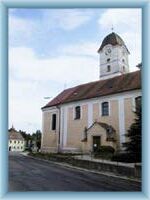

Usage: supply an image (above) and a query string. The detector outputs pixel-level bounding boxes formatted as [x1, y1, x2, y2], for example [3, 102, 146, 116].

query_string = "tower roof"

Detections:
[98, 32, 130, 53]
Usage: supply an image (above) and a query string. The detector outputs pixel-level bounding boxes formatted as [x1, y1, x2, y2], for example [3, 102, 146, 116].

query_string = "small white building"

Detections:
[8, 126, 26, 152]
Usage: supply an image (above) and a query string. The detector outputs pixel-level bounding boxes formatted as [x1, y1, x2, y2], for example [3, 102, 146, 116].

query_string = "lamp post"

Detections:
[44, 97, 52, 100]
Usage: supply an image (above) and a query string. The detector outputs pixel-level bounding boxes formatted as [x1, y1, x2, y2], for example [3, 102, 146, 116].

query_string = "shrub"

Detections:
[94, 146, 115, 159]
[24, 147, 32, 152]
[123, 102, 141, 163]
[98, 146, 115, 154]
[111, 152, 140, 163]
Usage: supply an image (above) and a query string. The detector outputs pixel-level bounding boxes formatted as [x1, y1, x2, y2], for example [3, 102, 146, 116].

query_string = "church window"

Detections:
[102, 102, 109, 116]
[135, 96, 141, 108]
[122, 59, 125, 63]
[75, 106, 81, 119]
[107, 65, 111, 72]
[10, 140, 12, 143]
[51, 114, 57, 130]
[107, 58, 110, 62]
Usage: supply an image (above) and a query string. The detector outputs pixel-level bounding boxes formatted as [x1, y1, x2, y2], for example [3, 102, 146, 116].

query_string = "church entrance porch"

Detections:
[81, 121, 117, 153]
[93, 136, 101, 152]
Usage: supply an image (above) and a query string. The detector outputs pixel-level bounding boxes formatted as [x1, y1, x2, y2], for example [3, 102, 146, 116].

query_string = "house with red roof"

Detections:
[41, 32, 141, 153]
[8, 126, 26, 152]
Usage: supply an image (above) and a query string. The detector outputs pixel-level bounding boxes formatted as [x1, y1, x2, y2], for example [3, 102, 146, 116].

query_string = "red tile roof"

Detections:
[9, 127, 25, 140]
[42, 70, 141, 109]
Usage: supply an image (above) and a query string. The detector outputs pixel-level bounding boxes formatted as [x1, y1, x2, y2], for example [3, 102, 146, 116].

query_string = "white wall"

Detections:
[8, 139, 25, 152]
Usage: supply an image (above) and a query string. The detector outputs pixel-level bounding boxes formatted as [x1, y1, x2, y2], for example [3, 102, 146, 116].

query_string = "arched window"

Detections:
[101, 102, 109, 116]
[51, 114, 57, 130]
[107, 65, 111, 72]
[75, 106, 81, 119]
[135, 96, 141, 108]
[107, 58, 110, 62]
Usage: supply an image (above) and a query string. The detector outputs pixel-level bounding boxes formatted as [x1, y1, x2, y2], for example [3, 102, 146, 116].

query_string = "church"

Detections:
[41, 32, 141, 153]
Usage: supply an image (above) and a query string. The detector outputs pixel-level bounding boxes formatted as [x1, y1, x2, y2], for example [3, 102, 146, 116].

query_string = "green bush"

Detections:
[98, 146, 115, 154]
[24, 147, 32, 152]
[111, 152, 140, 163]
[94, 146, 115, 159]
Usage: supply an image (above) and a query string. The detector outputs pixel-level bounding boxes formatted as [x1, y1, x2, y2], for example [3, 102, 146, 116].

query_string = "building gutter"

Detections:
[56, 105, 61, 153]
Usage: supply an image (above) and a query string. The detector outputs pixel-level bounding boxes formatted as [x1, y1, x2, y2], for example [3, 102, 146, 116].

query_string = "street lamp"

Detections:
[44, 97, 52, 100]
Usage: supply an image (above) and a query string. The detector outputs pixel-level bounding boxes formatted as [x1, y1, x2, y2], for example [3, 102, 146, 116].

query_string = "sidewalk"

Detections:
[21, 152, 141, 180]
[74, 154, 141, 168]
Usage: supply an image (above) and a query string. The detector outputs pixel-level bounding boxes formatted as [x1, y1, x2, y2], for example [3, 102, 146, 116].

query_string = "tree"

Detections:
[123, 102, 142, 162]
[31, 130, 42, 151]
[19, 130, 32, 147]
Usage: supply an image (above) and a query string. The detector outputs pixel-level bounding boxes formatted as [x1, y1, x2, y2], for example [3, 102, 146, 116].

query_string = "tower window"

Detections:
[123, 66, 125, 72]
[75, 106, 81, 119]
[107, 65, 111, 72]
[101, 102, 109, 116]
[107, 58, 110, 62]
[122, 59, 125, 63]
[51, 114, 56, 130]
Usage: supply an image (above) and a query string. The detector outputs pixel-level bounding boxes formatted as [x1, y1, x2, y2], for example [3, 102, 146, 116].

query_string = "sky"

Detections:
[9, 8, 142, 134]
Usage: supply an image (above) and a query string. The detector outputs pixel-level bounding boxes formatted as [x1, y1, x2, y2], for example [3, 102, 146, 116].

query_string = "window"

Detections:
[51, 114, 56, 130]
[135, 96, 141, 108]
[75, 106, 81, 119]
[18, 141, 20, 144]
[10, 140, 12, 143]
[107, 58, 110, 62]
[122, 59, 125, 63]
[14, 140, 16, 144]
[123, 66, 125, 72]
[107, 65, 111, 72]
[102, 102, 109, 116]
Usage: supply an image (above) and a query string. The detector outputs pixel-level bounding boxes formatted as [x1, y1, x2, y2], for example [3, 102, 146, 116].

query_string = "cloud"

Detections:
[9, 9, 94, 45]
[98, 9, 141, 31]
[9, 14, 36, 44]
[44, 9, 93, 31]
[9, 45, 99, 133]
[9, 46, 98, 83]
[61, 41, 99, 57]
[98, 9, 142, 70]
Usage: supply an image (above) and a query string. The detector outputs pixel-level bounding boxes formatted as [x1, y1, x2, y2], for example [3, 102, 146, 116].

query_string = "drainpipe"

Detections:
[56, 105, 61, 153]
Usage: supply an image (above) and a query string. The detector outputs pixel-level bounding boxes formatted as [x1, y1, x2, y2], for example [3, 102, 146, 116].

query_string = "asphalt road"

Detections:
[9, 152, 141, 191]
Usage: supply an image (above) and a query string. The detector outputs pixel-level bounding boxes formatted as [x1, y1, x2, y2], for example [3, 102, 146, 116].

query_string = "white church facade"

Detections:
[41, 32, 141, 153]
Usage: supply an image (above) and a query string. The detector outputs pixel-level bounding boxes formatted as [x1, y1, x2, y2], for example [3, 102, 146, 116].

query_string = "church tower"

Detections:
[98, 32, 130, 80]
